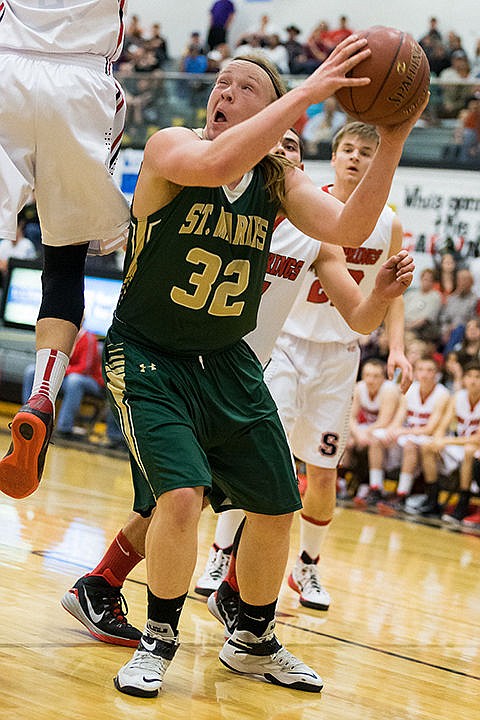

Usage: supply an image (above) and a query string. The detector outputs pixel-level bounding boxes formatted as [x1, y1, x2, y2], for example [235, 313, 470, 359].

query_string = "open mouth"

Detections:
[214, 110, 227, 122]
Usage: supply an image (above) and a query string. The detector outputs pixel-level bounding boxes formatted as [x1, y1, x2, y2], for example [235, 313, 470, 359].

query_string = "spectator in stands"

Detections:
[0, 213, 37, 284]
[403, 267, 442, 338]
[301, 22, 330, 72]
[446, 31, 467, 62]
[284, 25, 304, 73]
[262, 33, 290, 74]
[120, 14, 146, 66]
[441, 350, 464, 393]
[419, 361, 480, 519]
[207, 1, 235, 52]
[405, 335, 429, 366]
[342, 359, 401, 495]
[206, 42, 232, 72]
[126, 14, 144, 45]
[419, 17, 443, 45]
[245, 13, 280, 44]
[131, 45, 162, 73]
[472, 39, 480, 77]
[453, 317, 480, 368]
[22, 326, 123, 447]
[439, 268, 478, 349]
[181, 31, 205, 59]
[124, 76, 156, 128]
[301, 97, 347, 155]
[364, 355, 450, 509]
[456, 94, 480, 163]
[234, 33, 265, 58]
[421, 36, 451, 78]
[322, 16, 353, 51]
[180, 44, 209, 73]
[358, 324, 390, 370]
[146, 23, 170, 68]
[439, 50, 474, 119]
[433, 251, 457, 302]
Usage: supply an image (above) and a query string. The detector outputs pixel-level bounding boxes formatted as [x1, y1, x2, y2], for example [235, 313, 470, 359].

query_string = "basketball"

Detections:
[335, 26, 430, 125]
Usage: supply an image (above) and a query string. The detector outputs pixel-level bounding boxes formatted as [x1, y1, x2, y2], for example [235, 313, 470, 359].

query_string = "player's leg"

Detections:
[286, 341, 359, 609]
[219, 513, 323, 692]
[61, 511, 149, 647]
[357, 429, 387, 505]
[442, 444, 474, 524]
[194, 509, 245, 597]
[0, 60, 128, 499]
[110, 344, 213, 698]
[116, 486, 204, 698]
[206, 395, 322, 693]
[378, 436, 418, 513]
[288, 464, 334, 610]
[417, 440, 442, 515]
[0, 243, 87, 498]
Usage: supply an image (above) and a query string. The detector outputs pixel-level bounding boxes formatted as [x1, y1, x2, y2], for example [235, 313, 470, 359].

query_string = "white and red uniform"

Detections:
[245, 218, 320, 366]
[355, 379, 402, 470]
[0, 1, 129, 253]
[356, 379, 389, 426]
[265, 186, 394, 468]
[396, 380, 451, 447]
[440, 389, 480, 475]
[390, 380, 451, 477]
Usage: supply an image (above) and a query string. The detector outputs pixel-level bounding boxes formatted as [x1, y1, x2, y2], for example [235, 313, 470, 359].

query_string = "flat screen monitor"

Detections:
[0, 259, 123, 337]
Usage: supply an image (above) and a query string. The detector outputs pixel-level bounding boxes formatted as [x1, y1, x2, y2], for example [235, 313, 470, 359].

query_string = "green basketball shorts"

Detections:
[103, 328, 301, 517]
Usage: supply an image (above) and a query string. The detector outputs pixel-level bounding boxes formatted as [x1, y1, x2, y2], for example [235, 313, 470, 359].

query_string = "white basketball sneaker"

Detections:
[114, 621, 179, 698]
[288, 553, 331, 610]
[194, 544, 231, 597]
[219, 621, 323, 692]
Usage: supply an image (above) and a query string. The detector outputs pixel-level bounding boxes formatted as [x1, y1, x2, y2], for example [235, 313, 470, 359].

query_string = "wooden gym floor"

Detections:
[0, 427, 479, 720]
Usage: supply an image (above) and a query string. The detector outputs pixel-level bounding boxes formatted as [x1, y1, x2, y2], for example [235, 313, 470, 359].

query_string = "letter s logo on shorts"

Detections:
[319, 432, 339, 457]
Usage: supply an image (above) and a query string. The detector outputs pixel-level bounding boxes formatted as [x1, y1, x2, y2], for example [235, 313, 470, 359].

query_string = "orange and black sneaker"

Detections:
[0, 394, 54, 499]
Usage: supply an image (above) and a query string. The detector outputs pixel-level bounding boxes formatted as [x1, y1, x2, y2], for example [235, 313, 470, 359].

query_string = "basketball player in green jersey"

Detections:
[105, 41, 427, 698]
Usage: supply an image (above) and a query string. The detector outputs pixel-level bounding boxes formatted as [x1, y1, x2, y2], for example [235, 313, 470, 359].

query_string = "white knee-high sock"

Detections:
[213, 509, 245, 549]
[299, 513, 332, 561]
[30, 348, 69, 407]
[369, 468, 384, 490]
[397, 472, 414, 496]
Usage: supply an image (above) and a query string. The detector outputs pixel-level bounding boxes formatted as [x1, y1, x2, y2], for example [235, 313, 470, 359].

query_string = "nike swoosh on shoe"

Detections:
[84, 590, 105, 623]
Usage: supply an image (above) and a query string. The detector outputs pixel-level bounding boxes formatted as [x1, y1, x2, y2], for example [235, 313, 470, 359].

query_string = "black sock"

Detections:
[426, 481, 440, 504]
[214, 542, 233, 554]
[147, 588, 187, 636]
[455, 490, 471, 516]
[300, 550, 319, 564]
[237, 598, 277, 637]
[217, 579, 238, 602]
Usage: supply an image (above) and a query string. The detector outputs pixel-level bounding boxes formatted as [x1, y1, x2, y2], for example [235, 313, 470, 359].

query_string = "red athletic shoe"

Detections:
[0, 394, 54, 499]
[461, 510, 480, 528]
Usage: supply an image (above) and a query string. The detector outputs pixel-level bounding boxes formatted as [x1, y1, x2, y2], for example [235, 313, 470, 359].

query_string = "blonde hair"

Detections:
[232, 54, 290, 206]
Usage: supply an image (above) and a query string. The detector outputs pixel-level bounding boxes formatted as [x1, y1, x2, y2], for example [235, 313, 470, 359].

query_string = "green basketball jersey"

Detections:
[113, 166, 279, 355]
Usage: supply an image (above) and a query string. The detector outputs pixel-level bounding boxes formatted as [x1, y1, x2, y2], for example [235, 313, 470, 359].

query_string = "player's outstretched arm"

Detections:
[283, 94, 429, 248]
[313, 245, 413, 335]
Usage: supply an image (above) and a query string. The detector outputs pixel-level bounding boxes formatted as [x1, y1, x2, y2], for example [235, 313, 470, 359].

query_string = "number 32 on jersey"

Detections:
[171, 247, 250, 317]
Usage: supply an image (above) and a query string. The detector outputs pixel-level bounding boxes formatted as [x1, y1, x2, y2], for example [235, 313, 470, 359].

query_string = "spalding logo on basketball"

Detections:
[335, 26, 430, 125]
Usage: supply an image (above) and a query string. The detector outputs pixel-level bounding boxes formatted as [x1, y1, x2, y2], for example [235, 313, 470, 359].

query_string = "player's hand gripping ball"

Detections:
[335, 26, 430, 125]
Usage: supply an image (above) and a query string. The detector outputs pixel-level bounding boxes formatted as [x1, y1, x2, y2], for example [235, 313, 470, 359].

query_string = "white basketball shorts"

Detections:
[0, 51, 129, 254]
[264, 332, 360, 468]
